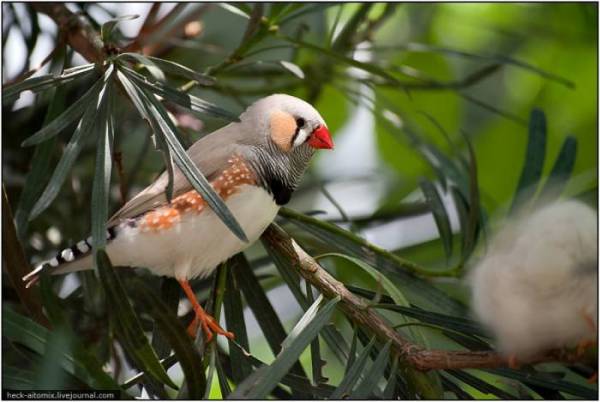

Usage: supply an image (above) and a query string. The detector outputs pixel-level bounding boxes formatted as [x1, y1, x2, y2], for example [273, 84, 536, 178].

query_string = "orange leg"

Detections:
[186, 317, 201, 338]
[587, 372, 598, 384]
[179, 279, 234, 342]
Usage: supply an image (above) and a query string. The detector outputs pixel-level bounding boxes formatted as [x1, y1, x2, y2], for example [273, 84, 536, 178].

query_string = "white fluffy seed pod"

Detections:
[470, 200, 598, 358]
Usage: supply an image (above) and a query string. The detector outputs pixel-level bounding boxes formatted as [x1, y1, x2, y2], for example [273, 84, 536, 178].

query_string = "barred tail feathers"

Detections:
[23, 228, 117, 287]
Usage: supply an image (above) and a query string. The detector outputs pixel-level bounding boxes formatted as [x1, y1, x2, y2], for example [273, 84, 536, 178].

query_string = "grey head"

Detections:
[236, 94, 334, 205]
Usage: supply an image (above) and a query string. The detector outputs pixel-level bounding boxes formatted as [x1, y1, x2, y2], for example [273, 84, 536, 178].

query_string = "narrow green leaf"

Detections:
[14, 50, 68, 238]
[116, 69, 150, 120]
[419, 179, 453, 261]
[90, 81, 113, 252]
[538, 135, 578, 201]
[203, 346, 217, 399]
[3, 64, 95, 102]
[101, 14, 139, 42]
[398, 42, 575, 89]
[39, 276, 127, 392]
[306, 283, 326, 386]
[317, 253, 425, 345]
[119, 53, 166, 81]
[350, 341, 392, 399]
[460, 131, 481, 262]
[223, 255, 253, 384]
[280, 35, 401, 84]
[116, 69, 176, 201]
[95, 251, 178, 390]
[2, 306, 124, 392]
[345, 328, 359, 375]
[445, 369, 518, 399]
[268, 4, 301, 22]
[383, 355, 399, 399]
[511, 108, 547, 212]
[261, 232, 354, 364]
[279, 4, 338, 25]
[3, 366, 36, 389]
[450, 187, 470, 259]
[279, 208, 467, 315]
[279, 60, 305, 79]
[281, 294, 326, 350]
[484, 368, 597, 399]
[318, 254, 444, 398]
[29, 88, 103, 219]
[233, 254, 311, 395]
[214, 351, 232, 398]
[124, 75, 248, 242]
[125, 54, 216, 85]
[131, 278, 207, 399]
[123, 66, 238, 121]
[139, 282, 179, 397]
[232, 350, 337, 398]
[422, 142, 469, 196]
[330, 337, 377, 399]
[332, 4, 372, 51]
[230, 296, 340, 399]
[219, 3, 251, 18]
[21, 77, 103, 147]
[34, 327, 71, 389]
[372, 303, 487, 338]
[439, 373, 475, 399]
[152, 278, 180, 358]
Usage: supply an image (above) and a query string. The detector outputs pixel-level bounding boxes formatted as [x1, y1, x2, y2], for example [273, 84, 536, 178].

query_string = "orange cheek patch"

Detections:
[139, 155, 257, 233]
[269, 110, 296, 152]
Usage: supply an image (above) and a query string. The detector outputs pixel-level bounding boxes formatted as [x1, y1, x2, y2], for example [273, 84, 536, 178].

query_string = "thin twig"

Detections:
[261, 223, 588, 372]
[32, 3, 105, 63]
[2, 186, 50, 329]
[139, 3, 162, 37]
[141, 4, 213, 57]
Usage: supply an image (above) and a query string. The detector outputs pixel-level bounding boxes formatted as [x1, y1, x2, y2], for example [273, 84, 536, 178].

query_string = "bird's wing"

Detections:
[108, 123, 247, 226]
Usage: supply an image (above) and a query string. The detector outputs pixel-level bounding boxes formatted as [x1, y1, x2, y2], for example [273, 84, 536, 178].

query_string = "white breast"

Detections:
[107, 185, 279, 279]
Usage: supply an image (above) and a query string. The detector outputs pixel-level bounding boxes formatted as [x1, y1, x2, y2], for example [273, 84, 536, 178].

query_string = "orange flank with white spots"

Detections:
[139, 155, 256, 233]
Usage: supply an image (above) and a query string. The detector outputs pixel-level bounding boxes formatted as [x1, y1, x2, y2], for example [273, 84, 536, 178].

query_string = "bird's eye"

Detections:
[296, 117, 305, 128]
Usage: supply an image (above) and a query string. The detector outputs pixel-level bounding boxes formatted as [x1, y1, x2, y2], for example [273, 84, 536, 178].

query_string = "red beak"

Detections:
[307, 126, 334, 150]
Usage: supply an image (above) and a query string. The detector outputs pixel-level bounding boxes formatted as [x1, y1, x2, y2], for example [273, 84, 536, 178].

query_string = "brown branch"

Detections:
[261, 223, 587, 372]
[124, 4, 212, 57]
[32, 3, 105, 63]
[2, 186, 50, 329]
[139, 3, 162, 37]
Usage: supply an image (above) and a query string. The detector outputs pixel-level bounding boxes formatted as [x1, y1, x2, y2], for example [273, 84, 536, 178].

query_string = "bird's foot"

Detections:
[178, 279, 234, 342]
[187, 317, 200, 338]
[188, 308, 234, 342]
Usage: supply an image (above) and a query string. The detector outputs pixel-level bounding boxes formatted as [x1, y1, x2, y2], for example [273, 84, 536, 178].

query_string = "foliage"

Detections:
[2, 3, 597, 399]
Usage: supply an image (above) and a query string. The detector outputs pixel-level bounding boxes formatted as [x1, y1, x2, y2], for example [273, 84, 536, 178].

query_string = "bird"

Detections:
[469, 200, 597, 364]
[23, 93, 334, 341]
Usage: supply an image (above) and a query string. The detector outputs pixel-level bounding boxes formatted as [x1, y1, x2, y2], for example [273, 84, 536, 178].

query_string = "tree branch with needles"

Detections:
[261, 223, 590, 372]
